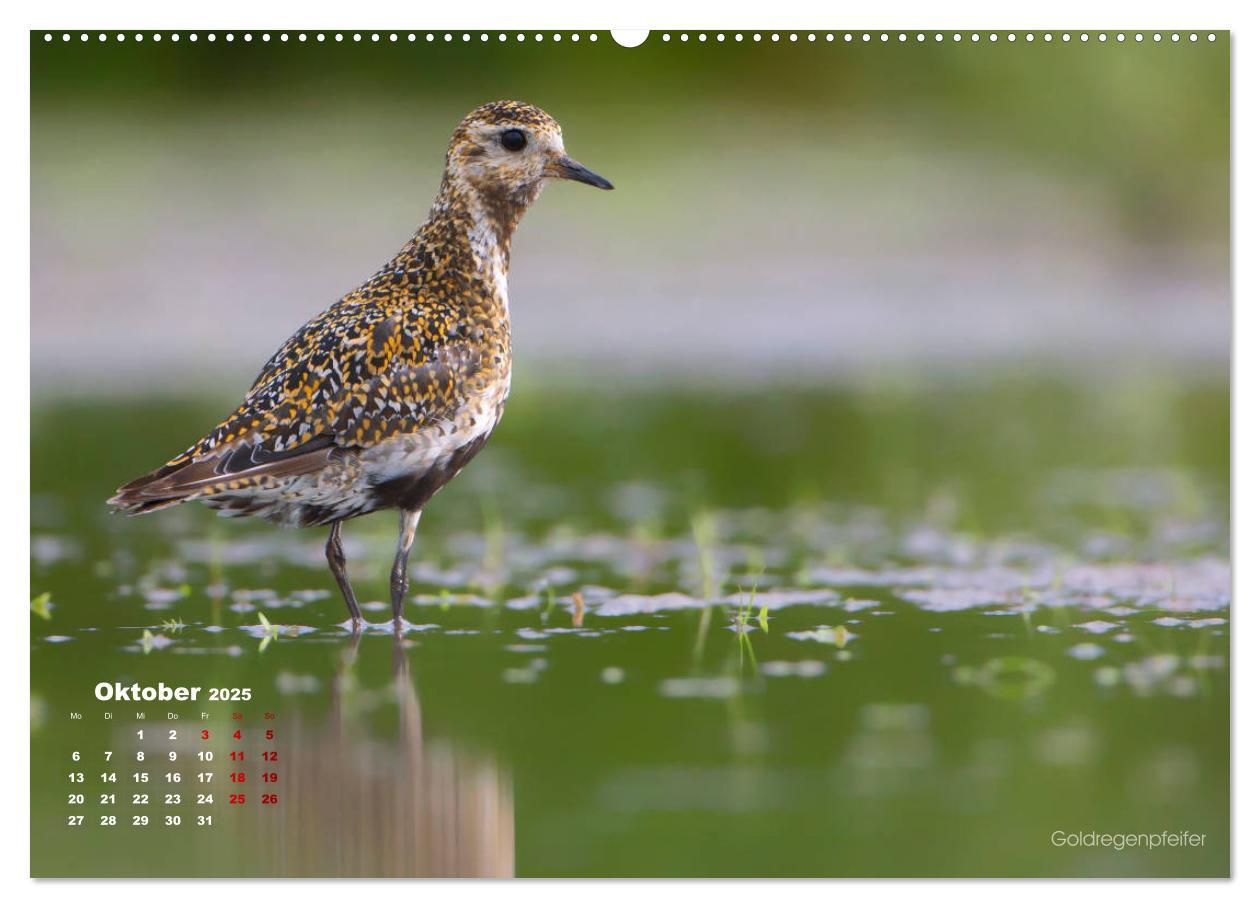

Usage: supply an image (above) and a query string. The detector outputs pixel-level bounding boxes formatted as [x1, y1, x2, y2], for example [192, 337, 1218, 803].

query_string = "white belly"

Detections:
[361, 398, 503, 484]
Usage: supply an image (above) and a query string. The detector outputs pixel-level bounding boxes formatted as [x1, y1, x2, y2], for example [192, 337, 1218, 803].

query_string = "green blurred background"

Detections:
[32, 31, 1228, 392]
[31, 32, 1229, 878]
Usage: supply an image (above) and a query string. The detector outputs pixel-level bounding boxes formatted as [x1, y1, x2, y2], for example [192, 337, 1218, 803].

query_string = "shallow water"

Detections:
[30, 378, 1230, 876]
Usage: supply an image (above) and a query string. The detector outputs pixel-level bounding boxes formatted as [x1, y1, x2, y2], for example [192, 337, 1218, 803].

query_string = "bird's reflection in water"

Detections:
[265, 632, 514, 877]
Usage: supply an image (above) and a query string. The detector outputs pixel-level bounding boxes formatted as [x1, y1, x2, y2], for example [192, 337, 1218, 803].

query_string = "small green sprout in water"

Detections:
[728, 587, 762, 673]
[1016, 587, 1038, 635]
[740, 548, 769, 631]
[541, 584, 556, 622]
[160, 618, 185, 633]
[257, 611, 279, 653]
[31, 592, 52, 620]
[690, 510, 721, 602]
[140, 629, 174, 654]
[438, 588, 453, 611]
[729, 586, 760, 634]
[690, 509, 723, 662]
[735, 621, 758, 671]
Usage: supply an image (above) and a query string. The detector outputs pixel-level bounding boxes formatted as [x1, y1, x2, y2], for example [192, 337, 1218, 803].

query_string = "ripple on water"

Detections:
[1074, 620, 1121, 635]
[659, 677, 742, 699]
[275, 673, 321, 695]
[595, 588, 839, 617]
[786, 625, 856, 647]
[601, 667, 626, 684]
[503, 658, 547, 684]
[761, 660, 827, 678]
[809, 558, 1229, 617]
[1066, 643, 1106, 661]
[1109, 654, 1205, 698]
[953, 657, 1056, 700]
[241, 623, 319, 639]
[1152, 616, 1228, 628]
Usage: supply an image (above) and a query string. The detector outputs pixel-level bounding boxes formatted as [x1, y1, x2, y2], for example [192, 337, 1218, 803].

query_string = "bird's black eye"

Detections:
[500, 128, 527, 152]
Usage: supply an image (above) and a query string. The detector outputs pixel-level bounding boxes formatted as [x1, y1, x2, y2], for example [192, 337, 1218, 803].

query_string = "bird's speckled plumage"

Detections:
[109, 101, 612, 624]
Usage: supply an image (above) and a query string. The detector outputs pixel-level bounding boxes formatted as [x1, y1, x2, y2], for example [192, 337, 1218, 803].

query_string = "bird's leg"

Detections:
[391, 509, 422, 626]
[325, 520, 362, 626]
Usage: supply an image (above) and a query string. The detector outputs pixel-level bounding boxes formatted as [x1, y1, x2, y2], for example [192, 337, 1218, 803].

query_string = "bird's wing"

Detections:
[328, 342, 489, 448]
[109, 295, 489, 511]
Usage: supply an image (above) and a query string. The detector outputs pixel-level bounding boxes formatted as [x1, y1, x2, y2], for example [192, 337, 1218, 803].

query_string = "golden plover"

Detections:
[109, 100, 613, 626]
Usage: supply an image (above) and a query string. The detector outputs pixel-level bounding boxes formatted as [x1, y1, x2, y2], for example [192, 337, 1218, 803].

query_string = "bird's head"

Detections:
[444, 101, 613, 208]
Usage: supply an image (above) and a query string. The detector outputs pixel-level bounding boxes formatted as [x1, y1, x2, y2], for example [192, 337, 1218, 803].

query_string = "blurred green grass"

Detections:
[31, 31, 1229, 244]
[34, 373, 1229, 549]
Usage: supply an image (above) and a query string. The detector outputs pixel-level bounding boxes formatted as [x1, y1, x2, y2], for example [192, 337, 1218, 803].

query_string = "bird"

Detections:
[108, 100, 613, 627]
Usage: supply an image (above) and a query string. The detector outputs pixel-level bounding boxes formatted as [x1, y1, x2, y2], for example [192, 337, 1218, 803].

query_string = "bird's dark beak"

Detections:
[548, 154, 614, 190]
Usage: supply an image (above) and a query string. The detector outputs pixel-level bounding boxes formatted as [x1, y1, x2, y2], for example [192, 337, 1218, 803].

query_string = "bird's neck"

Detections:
[379, 175, 523, 364]
[420, 174, 537, 277]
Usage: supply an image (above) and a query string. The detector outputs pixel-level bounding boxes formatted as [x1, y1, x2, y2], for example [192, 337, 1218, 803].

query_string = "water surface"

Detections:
[30, 377, 1230, 876]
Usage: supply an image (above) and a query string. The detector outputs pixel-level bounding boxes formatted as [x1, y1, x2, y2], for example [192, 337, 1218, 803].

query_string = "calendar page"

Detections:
[29, 27, 1230, 878]
[34, 636, 512, 876]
